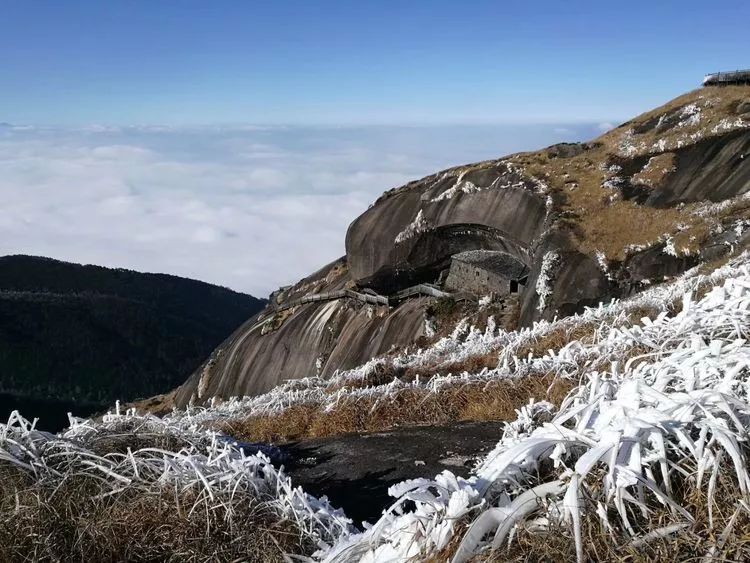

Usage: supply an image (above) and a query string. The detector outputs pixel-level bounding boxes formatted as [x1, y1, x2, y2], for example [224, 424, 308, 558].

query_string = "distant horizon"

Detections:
[1, 120, 608, 295]
[1, 116, 626, 129]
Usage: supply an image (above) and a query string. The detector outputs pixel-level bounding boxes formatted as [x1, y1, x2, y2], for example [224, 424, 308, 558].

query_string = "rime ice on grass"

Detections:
[536, 250, 560, 312]
[394, 209, 430, 243]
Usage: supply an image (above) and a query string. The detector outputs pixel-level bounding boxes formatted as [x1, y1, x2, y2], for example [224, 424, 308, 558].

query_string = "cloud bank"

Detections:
[0, 122, 604, 296]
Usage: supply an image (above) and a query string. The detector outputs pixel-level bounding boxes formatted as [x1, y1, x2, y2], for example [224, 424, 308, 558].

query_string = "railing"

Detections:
[251, 283, 470, 331]
[392, 283, 452, 301]
[703, 69, 750, 85]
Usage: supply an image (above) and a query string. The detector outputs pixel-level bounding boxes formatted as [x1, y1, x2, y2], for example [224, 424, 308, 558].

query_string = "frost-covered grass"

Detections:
[172, 253, 744, 441]
[320, 254, 750, 562]
[0, 411, 352, 562]
[535, 250, 560, 312]
[164, 252, 750, 561]
[5, 253, 750, 561]
[610, 91, 749, 157]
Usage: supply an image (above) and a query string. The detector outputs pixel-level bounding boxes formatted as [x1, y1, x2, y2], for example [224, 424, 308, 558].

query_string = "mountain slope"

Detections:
[8, 248, 749, 562]
[175, 84, 750, 408]
[0, 255, 265, 410]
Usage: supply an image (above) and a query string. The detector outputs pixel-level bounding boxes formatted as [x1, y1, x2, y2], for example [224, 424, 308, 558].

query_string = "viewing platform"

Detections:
[703, 69, 750, 86]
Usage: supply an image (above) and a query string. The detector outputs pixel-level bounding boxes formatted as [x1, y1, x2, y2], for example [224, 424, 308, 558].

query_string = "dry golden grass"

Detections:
[126, 389, 178, 417]
[513, 148, 689, 261]
[513, 320, 600, 360]
[0, 460, 308, 563]
[473, 460, 750, 563]
[507, 85, 750, 262]
[219, 373, 575, 444]
[598, 85, 750, 154]
[632, 152, 677, 188]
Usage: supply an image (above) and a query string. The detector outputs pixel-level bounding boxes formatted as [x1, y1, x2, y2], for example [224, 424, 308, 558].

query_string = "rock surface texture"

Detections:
[175, 85, 750, 407]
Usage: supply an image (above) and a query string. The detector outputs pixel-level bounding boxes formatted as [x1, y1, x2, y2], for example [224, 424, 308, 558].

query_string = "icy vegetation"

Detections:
[4, 253, 750, 560]
[0, 409, 353, 560]
[616, 99, 748, 157]
[535, 250, 560, 312]
[172, 253, 745, 429]
[395, 209, 430, 243]
[675, 102, 702, 128]
[322, 254, 750, 561]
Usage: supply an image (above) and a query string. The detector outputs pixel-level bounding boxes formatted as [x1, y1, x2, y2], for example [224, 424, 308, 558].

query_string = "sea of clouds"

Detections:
[0, 122, 609, 296]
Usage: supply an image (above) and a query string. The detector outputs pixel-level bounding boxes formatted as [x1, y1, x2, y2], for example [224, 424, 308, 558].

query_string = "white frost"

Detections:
[394, 209, 430, 243]
[430, 180, 481, 202]
[536, 251, 560, 312]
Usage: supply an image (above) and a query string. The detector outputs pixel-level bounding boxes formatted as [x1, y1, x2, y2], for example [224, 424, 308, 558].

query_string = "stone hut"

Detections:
[444, 250, 529, 297]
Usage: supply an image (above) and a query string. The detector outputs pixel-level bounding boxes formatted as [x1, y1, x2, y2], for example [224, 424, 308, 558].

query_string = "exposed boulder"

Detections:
[173, 85, 750, 408]
[282, 421, 504, 525]
[345, 161, 547, 292]
[174, 259, 428, 406]
[519, 243, 610, 325]
[624, 245, 699, 286]
[546, 142, 594, 159]
[645, 129, 750, 206]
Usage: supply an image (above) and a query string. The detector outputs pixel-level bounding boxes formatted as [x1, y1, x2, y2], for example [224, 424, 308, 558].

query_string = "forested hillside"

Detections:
[0, 255, 265, 410]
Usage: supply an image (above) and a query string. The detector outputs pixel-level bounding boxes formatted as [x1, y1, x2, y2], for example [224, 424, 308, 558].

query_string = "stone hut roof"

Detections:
[451, 250, 529, 280]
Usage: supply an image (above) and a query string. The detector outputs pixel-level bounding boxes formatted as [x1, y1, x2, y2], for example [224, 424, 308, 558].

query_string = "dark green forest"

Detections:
[0, 255, 265, 406]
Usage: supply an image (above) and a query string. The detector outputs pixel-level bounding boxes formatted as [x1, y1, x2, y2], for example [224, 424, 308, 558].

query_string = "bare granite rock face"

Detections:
[174, 259, 428, 406]
[613, 129, 750, 207]
[173, 85, 750, 407]
[345, 161, 546, 293]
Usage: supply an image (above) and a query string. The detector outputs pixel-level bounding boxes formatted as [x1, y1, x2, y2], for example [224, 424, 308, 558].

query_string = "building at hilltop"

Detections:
[703, 69, 750, 86]
[444, 250, 528, 297]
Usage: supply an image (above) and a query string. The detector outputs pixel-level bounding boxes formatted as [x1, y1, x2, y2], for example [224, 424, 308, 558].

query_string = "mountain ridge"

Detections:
[170, 84, 750, 407]
[0, 255, 266, 425]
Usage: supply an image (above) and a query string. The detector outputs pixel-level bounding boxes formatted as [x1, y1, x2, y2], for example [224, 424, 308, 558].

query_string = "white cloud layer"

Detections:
[0, 122, 603, 296]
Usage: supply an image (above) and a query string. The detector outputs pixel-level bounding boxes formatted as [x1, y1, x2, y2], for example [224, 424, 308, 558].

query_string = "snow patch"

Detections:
[430, 180, 481, 202]
[595, 250, 613, 281]
[675, 103, 701, 128]
[536, 251, 561, 312]
[395, 209, 430, 243]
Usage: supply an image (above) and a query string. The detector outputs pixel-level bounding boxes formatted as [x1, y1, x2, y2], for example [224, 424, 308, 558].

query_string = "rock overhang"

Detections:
[345, 163, 549, 293]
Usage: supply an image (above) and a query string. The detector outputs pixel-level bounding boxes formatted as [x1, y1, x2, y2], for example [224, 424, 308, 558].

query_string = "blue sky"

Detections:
[2, 0, 749, 125]
[1, 1, 749, 294]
